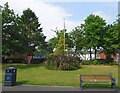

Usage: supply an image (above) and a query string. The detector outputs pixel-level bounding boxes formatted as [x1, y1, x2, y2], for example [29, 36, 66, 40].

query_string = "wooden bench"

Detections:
[80, 74, 116, 90]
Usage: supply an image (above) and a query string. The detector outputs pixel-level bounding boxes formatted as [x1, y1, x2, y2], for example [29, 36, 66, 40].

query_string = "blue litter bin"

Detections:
[4, 67, 17, 86]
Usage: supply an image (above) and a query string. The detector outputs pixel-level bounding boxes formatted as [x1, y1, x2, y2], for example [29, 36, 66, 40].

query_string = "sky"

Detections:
[0, 0, 119, 41]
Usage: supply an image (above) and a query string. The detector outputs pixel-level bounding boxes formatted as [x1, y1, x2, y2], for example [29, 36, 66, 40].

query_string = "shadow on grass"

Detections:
[2, 63, 44, 70]
[82, 83, 113, 89]
[16, 80, 29, 86]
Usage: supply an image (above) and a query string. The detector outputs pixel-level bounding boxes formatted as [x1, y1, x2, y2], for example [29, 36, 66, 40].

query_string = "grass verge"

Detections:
[1, 64, 118, 87]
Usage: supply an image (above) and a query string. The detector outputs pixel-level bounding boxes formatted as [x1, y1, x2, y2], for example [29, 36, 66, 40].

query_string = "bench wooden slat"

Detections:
[82, 80, 111, 82]
[81, 75, 112, 81]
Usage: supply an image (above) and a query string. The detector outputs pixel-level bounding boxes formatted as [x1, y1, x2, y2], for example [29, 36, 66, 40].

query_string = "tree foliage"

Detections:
[2, 2, 18, 55]
[2, 3, 47, 56]
[69, 25, 85, 52]
[48, 29, 73, 53]
[102, 15, 120, 57]
[18, 8, 47, 54]
[54, 30, 69, 54]
[83, 14, 106, 59]
[47, 37, 58, 53]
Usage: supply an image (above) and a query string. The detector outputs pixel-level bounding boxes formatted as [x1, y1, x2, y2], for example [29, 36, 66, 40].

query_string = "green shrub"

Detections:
[91, 60, 100, 65]
[45, 61, 58, 70]
[58, 61, 80, 70]
[81, 60, 92, 65]
[107, 62, 116, 65]
[46, 52, 81, 70]
[82, 59, 116, 65]
[82, 60, 101, 65]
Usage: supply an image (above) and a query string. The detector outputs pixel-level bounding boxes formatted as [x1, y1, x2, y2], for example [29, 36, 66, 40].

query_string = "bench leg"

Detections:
[111, 78, 116, 90]
[113, 78, 116, 90]
[80, 80, 82, 90]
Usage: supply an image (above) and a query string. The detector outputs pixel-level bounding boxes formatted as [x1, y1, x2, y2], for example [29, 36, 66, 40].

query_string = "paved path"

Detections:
[1, 84, 119, 93]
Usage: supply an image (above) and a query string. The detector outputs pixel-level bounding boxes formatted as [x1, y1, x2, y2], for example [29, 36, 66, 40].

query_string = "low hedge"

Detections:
[2, 57, 46, 64]
[2, 57, 25, 63]
[81, 59, 116, 65]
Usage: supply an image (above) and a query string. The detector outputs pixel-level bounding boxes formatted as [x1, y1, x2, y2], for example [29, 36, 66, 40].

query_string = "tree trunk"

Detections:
[95, 48, 97, 59]
[90, 48, 92, 60]
[106, 54, 113, 62]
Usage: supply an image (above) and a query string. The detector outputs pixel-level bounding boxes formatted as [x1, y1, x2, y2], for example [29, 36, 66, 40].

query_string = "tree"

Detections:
[65, 32, 74, 51]
[2, 3, 47, 57]
[47, 37, 58, 53]
[102, 17, 119, 61]
[47, 28, 61, 53]
[69, 25, 85, 52]
[83, 14, 106, 60]
[2, 2, 19, 55]
[48, 29, 73, 53]
[54, 30, 66, 54]
[18, 8, 47, 55]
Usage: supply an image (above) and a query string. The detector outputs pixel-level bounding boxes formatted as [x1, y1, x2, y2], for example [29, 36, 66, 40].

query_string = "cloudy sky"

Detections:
[0, 0, 119, 41]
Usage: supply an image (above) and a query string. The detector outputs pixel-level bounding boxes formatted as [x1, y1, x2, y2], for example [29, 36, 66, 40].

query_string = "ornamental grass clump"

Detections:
[46, 52, 81, 70]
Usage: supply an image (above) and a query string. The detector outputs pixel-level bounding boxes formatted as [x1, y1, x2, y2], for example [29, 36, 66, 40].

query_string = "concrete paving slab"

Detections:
[1, 83, 119, 93]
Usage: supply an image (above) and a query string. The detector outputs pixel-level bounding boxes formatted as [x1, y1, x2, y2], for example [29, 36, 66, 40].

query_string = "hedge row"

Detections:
[81, 59, 116, 65]
[2, 57, 45, 64]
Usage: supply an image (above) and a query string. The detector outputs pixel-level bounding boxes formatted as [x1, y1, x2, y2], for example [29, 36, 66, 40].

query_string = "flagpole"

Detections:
[64, 19, 65, 53]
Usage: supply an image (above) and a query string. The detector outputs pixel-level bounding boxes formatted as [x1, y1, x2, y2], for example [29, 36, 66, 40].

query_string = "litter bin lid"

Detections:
[5, 67, 17, 70]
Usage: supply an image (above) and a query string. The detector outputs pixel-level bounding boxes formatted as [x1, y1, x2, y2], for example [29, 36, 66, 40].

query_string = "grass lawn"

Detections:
[1, 64, 118, 87]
